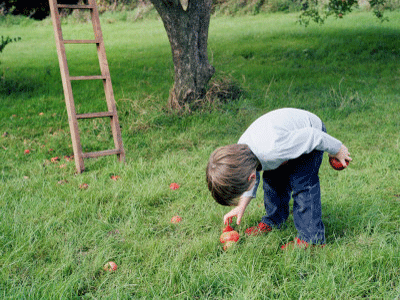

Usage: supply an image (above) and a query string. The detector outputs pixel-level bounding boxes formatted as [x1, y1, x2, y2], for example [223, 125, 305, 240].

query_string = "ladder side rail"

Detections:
[89, 0, 125, 162]
[49, 0, 85, 172]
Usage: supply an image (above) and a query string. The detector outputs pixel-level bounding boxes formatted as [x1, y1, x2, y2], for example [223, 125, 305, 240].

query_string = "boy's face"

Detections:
[230, 172, 257, 206]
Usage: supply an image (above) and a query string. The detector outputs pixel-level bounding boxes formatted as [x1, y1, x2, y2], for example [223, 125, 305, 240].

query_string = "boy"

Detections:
[206, 108, 352, 249]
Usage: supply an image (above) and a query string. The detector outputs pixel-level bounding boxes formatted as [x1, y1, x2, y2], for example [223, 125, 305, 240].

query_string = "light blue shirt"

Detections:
[238, 108, 342, 198]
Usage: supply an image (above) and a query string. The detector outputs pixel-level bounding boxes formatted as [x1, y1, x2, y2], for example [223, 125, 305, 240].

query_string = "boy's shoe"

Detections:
[281, 237, 325, 250]
[245, 222, 272, 236]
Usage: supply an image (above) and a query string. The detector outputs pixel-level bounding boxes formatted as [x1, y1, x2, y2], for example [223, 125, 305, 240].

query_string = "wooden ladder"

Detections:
[49, 0, 125, 173]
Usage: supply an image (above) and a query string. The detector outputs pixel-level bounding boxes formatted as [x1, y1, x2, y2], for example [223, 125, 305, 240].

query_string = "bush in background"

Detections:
[0, 35, 21, 55]
[0, 0, 397, 23]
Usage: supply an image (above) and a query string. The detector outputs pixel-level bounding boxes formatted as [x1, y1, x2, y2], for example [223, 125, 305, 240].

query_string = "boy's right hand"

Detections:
[331, 144, 352, 168]
[223, 196, 252, 225]
[224, 206, 245, 225]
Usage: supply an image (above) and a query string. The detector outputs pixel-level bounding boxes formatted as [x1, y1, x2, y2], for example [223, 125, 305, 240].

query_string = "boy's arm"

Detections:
[223, 195, 253, 225]
[279, 128, 342, 161]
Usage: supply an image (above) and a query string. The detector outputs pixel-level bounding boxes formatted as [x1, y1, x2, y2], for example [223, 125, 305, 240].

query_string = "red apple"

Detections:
[329, 156, 349, 171]
[223, 241, 236, 251]
[111, 175, 120, 181]
[220, 230, 240, 244]
[51, 156, 60, 163]
[171, 215, 182, 224]
[222, 225, 234, 233]
[24, 149, 30, 154]
[169, 183, 180, 190]
[64, 155, 74, 162]
[103, 261, 117, 272]
[79, 183, 89, 190]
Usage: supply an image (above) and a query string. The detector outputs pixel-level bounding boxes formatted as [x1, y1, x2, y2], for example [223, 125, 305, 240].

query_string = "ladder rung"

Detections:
[57, 4, 94, 9]
[76, 112, 114, 119]
[82, 149, 122, 159]
[70, 75, 107, 81]
[64, 40, 98, 44]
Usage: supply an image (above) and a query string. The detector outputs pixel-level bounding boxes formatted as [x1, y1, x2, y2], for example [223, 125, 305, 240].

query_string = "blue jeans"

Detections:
[261, 125, 327, 244]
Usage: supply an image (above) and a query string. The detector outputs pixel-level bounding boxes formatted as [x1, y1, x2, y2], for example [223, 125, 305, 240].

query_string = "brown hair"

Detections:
[206, 144, 260, 206]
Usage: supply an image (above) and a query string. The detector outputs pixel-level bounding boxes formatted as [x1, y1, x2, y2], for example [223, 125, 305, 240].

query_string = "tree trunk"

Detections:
[150, 0, 215, 110]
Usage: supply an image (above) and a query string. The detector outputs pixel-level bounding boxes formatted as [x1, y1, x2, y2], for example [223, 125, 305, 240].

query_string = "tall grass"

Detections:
[1, 11, 399, 298]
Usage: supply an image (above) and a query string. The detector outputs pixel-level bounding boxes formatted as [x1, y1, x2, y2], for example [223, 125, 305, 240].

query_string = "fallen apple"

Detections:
[64, 155, 74, 162]
[222, 225, 234, 233]
[169, 183, 180, 190]
[220, 230, 240, 244]
[329, 156, 349, 171]
[171, 215, 182, 224]
[51, 156, 60, 163]
[111, 175, 120, 181]
[223, 241, 236, 251]
[24, 149, 30, 154]
[103, 261, 117, 272]
[79, 183, 89, 190]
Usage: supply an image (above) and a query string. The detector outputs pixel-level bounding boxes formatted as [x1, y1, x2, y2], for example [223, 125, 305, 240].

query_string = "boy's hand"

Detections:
[223, 196, 252, 225]
[224, 206, 245, 225]
[331, 144, 352, 169]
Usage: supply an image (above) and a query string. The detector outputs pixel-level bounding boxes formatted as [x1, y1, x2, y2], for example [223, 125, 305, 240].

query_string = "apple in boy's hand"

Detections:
[329, 156, 349, 171]
[220, 230, 240, 244]
[103, 261, 117, 272]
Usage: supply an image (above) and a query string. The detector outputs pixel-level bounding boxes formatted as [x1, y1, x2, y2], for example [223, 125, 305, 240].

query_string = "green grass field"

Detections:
[1, 10, 400, 299]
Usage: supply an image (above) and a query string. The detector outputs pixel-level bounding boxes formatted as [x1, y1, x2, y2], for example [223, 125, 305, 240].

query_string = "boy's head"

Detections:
[206, 144, 259, 206]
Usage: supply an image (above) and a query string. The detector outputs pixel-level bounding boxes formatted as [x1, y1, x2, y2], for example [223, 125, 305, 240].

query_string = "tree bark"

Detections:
[149, 0, 215, 110]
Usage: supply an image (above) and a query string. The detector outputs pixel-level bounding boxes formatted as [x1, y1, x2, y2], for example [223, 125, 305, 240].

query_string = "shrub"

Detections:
[0, 35, 21, 54]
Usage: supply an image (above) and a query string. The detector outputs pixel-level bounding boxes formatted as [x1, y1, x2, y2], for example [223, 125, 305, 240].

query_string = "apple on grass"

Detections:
[171, 215, 182, 224]
[79, 183, 89, 190]
[220, 230, 240, 251]
[103, 261, 117, 272]
[220, 230, 240, 244]
[111, 175, 120, 181]
[169, 183, 180, 190]
[222, 225, 234, 233]
[223, 241, 236, 251]
[51, 156, 60, 163]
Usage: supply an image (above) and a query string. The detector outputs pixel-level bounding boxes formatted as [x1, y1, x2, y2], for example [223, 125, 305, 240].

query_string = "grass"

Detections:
[1, 10, 400, 298]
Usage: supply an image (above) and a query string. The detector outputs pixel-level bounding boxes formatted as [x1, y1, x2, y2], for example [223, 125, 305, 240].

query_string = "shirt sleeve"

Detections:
[241, 171, 260, 199]
[277, 127, 342, 160]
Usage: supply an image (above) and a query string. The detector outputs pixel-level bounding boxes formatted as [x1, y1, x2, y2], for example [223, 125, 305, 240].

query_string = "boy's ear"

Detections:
[248, 172, 257, 182]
